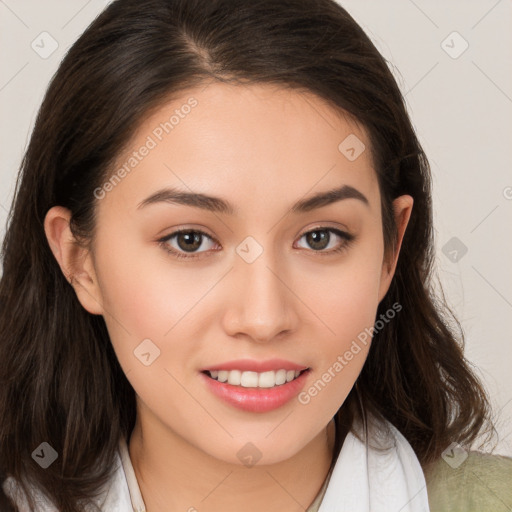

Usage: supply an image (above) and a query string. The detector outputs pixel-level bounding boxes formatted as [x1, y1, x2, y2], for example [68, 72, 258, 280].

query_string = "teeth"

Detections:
[207, 369, 305, 388]
[259, 371, 276, 388]
[241, 371, 259, 387]
[275, 369, 287, 385]
[228, 370, 241, 385]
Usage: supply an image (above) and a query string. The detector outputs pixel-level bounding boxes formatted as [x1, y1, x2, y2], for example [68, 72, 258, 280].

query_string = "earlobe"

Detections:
[378, 195, 414, 302]
[43, 206, 104, 315]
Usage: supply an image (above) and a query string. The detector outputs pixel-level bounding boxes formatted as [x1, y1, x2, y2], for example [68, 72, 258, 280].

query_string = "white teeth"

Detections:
[227, 370, 241, 385]
[241, 371, 259, 387]
[258, 371, 276, 388]
[207, 368, 305, 388]
[275, 369, 287, 385]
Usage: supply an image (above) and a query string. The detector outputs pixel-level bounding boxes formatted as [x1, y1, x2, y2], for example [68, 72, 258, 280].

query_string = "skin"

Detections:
[45, 82, 413, 511]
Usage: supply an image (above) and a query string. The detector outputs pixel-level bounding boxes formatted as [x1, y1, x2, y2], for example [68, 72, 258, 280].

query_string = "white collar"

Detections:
[317, 419, 430, 511]
[117, 437, 146, 512]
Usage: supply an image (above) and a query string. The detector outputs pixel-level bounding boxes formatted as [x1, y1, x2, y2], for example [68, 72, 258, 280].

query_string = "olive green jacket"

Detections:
[423, 452, 512, 512]
[306, 452, 512, 512]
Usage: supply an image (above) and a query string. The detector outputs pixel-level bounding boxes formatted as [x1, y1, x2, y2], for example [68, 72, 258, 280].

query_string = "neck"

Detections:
[129, 413, 336, 512]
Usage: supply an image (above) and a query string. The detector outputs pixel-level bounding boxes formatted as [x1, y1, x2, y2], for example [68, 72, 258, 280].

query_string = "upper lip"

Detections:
[202, 359, 309, 373]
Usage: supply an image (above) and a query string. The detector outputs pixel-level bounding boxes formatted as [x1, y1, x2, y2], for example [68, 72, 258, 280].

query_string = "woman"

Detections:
[0, 0, 506, 510]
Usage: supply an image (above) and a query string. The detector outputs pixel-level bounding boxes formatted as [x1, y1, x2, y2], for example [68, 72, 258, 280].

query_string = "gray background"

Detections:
[1, 0, 511, 456]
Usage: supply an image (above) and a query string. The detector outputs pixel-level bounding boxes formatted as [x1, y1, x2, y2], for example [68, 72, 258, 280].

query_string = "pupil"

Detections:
[178, 232, 201, 252]
[307, 230, 328, 250]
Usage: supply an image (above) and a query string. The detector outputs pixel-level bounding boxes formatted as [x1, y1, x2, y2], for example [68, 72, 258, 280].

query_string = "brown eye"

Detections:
[304, 230, 330, 250]
[296, 227, 354, 255]
[159, 229, 218, 259]
[175, 231, 203, 252]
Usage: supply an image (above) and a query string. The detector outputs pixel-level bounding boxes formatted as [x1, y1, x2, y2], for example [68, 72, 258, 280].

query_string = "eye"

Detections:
[158, 229, 219, 259]
[295, 227, 354, 255]
[158, 226, 355, 260]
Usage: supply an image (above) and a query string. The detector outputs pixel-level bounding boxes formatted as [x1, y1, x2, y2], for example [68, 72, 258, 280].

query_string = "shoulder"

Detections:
[423, 451, 512, 512]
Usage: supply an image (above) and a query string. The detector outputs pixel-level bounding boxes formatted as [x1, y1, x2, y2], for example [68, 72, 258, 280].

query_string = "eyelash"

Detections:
[158, 227, 355, 260]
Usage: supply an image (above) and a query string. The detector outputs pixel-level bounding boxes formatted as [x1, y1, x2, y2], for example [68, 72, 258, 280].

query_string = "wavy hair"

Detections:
[0, 0, 493, 509]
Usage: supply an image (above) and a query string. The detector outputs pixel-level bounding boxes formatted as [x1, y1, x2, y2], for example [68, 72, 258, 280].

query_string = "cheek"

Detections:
[294, 267, 379, 429]
[91, 233, 178, 365]
[93, 235, 225, 380]
[94, 232, 201, 331]
[299, 246, 384, 347]
[294, 239, 383, 401]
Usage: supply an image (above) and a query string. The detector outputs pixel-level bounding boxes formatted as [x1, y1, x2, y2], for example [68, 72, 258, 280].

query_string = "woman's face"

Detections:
[54, 83, 412, 465]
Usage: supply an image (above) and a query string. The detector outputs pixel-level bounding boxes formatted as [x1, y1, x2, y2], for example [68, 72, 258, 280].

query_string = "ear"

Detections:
[377, 195, 414, 302]
[44, 206, 104, 315]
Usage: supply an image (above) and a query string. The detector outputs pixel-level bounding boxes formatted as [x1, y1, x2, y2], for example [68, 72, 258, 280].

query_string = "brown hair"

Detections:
[0, 0, 493, 510]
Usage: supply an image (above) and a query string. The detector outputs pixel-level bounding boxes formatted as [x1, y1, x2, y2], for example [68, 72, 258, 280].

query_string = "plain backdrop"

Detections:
[1, 0, 511, 456]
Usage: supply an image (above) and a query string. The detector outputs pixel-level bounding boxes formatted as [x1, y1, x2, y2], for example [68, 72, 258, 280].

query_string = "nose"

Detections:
[221, 249, 299, 344]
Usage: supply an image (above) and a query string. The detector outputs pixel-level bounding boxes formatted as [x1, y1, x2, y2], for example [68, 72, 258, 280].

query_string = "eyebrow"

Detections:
[137, 184, 369, 215]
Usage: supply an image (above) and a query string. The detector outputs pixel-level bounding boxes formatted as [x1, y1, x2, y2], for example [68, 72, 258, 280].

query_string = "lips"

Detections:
[201, 358, 308, 373]
[200, 359, 310, 412]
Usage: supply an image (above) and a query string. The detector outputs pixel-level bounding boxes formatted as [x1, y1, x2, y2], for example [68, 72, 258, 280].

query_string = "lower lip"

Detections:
[200, 370, 310, 413]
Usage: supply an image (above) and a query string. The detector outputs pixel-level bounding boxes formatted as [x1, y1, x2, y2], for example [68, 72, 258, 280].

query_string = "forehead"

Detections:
[100, 82, 380, 216]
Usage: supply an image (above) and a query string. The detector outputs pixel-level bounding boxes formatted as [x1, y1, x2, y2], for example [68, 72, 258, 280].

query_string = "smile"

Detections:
[200, 362, 311, 412]
[204, 369, 306, 388]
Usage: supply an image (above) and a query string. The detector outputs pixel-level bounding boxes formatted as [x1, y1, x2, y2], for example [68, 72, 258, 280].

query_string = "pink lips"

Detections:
[200, 359, 310, 413]
[201, 358, 308, 373]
